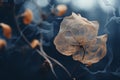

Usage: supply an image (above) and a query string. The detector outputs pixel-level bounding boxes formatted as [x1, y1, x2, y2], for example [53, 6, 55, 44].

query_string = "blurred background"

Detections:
[0, 0, 120, 80]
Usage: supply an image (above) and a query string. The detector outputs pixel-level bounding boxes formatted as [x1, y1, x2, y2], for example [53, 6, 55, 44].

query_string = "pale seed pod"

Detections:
[30, 39, 41, 49]
[22, 9, 33, 25]
[0, 23, 12, 39]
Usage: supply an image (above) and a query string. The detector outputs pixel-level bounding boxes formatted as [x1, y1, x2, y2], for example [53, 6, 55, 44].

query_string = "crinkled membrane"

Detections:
[54, 12, 108, 66]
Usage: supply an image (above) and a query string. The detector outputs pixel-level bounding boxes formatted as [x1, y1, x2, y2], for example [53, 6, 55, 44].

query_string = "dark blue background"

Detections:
[0, 0, 120, 80]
